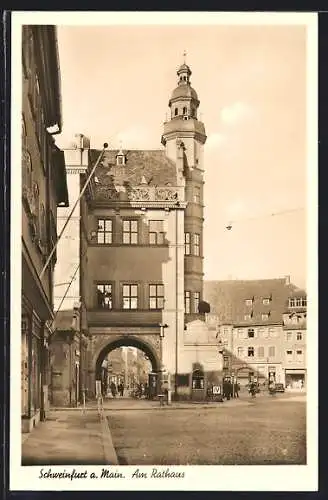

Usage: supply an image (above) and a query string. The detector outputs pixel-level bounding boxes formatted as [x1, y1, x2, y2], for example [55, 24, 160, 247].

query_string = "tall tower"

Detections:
[162, 59, 207, 321]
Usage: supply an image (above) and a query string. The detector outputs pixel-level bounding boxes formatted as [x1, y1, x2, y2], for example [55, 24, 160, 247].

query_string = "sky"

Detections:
[55, 22, 308, 289]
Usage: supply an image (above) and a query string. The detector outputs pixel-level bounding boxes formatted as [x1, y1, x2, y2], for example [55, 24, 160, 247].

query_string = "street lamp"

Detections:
[159, 323, 168, 393]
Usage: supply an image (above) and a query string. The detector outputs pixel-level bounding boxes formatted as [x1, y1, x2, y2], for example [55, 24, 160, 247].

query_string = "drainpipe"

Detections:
[175, 207, 179, 399]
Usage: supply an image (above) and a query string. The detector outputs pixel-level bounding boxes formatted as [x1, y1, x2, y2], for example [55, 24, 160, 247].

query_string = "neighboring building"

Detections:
[282, 289, 307, 389]
[21, 26, 68, 431]
[204, 277, 307, 389]
[50, 135, 90, 407]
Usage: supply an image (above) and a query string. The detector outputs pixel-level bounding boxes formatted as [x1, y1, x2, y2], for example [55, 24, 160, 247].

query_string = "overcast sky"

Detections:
[55, 22, 308, 289]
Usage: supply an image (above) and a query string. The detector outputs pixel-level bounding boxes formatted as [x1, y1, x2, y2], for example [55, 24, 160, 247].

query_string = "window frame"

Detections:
[248, 346, 254, 357]
[96, 283, 113, 310]
[268, 346, 275, 358]
[193, 186, 201, 204]
[184, 232, 191, 255]
[149, 220, 165, 245]
[296, 332, 303, 341]
[184, 290, 191, 314]
[193, 233, 200, 256]
[122, 283, 138, 310]
[248, 328, 255, 338]
[122, 219, 138, 245]
[193, 291, 200, 314]
[97, 218, 113, 244]
[257, 346, 264, 358]
[149, 284, 164, 310]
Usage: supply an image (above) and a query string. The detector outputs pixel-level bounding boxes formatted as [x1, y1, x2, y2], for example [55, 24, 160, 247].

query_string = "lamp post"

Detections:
[159, 323, 168, 394]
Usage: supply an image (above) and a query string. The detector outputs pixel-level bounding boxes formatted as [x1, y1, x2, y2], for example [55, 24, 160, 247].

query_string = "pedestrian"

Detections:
[234, 382, 240, 398]
[118, 383, 124, 397]
[110, 381, 117, 398]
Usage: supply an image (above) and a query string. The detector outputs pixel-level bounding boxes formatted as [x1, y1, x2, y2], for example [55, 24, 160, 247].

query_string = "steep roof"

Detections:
[204, 278, 299, 326]
[89, 149, 177, 199]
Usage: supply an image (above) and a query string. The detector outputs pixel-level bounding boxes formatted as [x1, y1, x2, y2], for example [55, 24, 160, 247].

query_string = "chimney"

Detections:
[285, 275, 290, 285]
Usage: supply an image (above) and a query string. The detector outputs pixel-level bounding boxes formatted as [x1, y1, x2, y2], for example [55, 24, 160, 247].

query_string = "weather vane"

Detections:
[183, 50, 187, 64]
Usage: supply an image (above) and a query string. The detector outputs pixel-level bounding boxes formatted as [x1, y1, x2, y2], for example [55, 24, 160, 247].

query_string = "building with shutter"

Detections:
[21, 25, 68, 432]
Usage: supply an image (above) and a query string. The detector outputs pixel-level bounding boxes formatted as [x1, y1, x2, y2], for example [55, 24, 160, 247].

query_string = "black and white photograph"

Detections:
[10, 11, 318, 491]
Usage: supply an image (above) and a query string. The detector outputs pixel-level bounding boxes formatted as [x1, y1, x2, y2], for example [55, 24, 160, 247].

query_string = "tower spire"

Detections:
[183, 50, 187, 65]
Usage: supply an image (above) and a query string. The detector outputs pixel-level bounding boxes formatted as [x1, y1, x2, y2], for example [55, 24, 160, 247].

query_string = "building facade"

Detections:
[204, 278, 307, 389]
[21, 25, 68, 432]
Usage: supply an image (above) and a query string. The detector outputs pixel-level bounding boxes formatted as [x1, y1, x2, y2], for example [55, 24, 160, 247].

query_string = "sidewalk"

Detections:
[22, 409, 116, 465]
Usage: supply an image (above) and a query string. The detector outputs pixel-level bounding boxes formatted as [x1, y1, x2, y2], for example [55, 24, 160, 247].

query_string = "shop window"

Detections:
[192, 369, 204, 389]
[97, 219, 113, 244]
[122, 284, 138, 310]
[123, 219, 138, 244]
[248, 347, 254, 357]
[193, 234, 200, 256]
[97, 284, 113, 309]
[184, 232, 191, 255]
[149, 284, 164, 310]
[149, 220, 165, 245]
[193, 291, 200, 313]
[184, 291, 191, 314]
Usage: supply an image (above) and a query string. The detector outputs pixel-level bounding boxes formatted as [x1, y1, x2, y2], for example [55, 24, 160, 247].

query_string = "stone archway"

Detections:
[87, 333, 161, 397]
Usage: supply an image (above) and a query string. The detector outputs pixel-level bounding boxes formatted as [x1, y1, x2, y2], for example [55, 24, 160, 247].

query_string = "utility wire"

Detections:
[39, 143, 108, 281]
[226, 207, 305, 229]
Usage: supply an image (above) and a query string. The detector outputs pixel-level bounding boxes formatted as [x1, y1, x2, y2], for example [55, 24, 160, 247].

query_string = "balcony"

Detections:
[87, 309, 163, 327]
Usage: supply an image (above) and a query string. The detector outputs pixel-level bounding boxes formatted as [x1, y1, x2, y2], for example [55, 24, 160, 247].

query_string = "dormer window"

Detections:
[117, 155, 125, 166]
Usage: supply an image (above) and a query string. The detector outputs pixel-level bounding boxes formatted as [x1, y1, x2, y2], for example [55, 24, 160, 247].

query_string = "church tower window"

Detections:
[174, 107, 178, 116]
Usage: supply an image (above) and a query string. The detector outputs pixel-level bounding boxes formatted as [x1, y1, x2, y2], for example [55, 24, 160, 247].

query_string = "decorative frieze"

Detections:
[95, 185, 182, 203]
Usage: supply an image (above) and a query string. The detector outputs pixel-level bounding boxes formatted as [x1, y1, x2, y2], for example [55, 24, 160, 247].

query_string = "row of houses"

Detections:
[203, 278, 307, 389]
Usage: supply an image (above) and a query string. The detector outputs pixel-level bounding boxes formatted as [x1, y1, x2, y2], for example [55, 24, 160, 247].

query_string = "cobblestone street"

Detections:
[107, 393, 306, 465]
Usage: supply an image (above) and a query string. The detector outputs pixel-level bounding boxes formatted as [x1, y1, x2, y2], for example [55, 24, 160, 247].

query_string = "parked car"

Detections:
[275, 383, 285, 393]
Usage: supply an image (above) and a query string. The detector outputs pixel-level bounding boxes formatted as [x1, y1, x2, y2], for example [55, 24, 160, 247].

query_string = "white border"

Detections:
[10, 11, 318, 491]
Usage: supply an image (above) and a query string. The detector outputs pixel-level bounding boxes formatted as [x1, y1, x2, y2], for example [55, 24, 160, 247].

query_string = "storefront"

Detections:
[285, 369, 306, 390]
[21, 305, 44, 433]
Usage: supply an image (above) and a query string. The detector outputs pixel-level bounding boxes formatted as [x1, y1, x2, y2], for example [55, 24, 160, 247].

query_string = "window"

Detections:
[238, 328, 246, 339]
[263, 298, 270, 305]
[184, 291, 191, 314]
[262, 313, 269, 320]
[289, 297, 307, 308]
[174, 108, 178, 116]
[123, 219, 138, 244]
[286, 350, 293, 357]
[258, 346, 264, 357]
[193, 234, 200, 256]
[268, 346, 275, 357]
[268, 327, 276, 337]
[295, 298, 302, 307]
[193, 186, 201, 204]
[286, 331, 293, 342]
[258, 328, 265, 337]
[297, 332, 303, 341]
[97, 219, 112, 244]
[296, 349, 303, 360]
[97, 284, 113, 309]
[122, 284, 138, 309]
[248, 347, 254, 357]
[184, 232, 191, 255]
[237, 347, 244, 358]
[301, 297, 307, 307]
[149, 220, 165, 245]
[245, 299, 253, 306]
[116, 154, 125, 165]
[149, 284, 164, 310]
[183, 106, 187, 115]
[193, 292, 200, 314]
[244, 314, 252, 321]
[248, 328, 255, 338]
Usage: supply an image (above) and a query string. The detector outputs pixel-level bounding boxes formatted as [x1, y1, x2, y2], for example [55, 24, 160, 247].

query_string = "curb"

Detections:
[98, 411, 119, 465]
